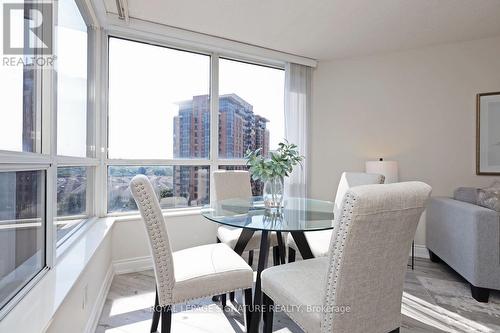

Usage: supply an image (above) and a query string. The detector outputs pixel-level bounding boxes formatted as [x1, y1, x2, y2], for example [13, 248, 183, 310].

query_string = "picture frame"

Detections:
[476, 92, 500, 175]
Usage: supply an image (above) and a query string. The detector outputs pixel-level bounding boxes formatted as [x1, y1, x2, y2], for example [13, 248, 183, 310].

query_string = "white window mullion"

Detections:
[98, 30, 109, 217]
[42, 0, 57, 266]
[210, 54, 219, 204]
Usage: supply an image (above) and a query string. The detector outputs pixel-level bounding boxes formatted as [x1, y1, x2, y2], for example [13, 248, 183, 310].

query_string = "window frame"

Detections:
[0, 163, 50, 319]
[0, 0, 98, 317]
[104, 33, 285, 215]
[52, 0, 99, 248]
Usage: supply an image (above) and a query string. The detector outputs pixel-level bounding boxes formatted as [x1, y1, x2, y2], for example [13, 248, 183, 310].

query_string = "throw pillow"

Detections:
[477, 181, 500, 212]
[453, 187, 479, 205]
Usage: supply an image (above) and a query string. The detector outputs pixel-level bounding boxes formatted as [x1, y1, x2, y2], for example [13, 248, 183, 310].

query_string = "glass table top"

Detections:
[200, 197, 335, 232]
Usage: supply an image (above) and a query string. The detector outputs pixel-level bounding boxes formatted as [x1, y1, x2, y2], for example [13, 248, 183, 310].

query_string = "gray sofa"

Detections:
[426, 188, 500, 302]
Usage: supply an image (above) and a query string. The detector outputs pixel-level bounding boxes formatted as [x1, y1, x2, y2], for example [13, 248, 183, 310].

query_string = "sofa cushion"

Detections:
[453, 187, 479, 205]
[477, 181, 500, 212]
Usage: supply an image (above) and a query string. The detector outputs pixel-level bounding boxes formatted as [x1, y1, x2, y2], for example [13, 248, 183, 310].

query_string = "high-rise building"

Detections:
[173, 94, 270, 200]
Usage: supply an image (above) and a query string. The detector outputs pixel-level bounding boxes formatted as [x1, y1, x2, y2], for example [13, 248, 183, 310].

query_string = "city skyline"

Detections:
[173, 93, 270, 202]
[107, 93, 271, 213]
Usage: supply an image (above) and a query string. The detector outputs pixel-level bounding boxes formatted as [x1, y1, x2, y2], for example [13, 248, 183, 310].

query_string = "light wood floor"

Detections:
[96, 258, 500, 333]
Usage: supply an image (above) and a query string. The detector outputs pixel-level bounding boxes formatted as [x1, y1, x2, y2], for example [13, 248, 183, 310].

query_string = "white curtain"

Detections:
[284, 62, 312, 198]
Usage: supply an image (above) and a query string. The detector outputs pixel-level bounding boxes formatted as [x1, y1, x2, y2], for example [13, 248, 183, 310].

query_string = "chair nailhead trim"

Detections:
[131, 178, 175, 306]
[321, 192, 355, 332]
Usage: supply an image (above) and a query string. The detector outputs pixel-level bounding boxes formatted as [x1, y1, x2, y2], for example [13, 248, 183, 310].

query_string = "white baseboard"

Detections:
[414, 244, 429, 259]
[84, 264, 114, 333]
[82, 257, 153, 333]
[113, 256, 153, 275]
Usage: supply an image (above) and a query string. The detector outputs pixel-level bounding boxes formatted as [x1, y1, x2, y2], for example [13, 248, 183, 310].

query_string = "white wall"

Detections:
[45, 233, 112, 333]
[112, 213, 219, 262]
[310, 35, 500, 245]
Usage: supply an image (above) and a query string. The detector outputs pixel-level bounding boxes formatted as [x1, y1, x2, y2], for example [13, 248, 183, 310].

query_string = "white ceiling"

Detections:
[103, 0, 500, 60]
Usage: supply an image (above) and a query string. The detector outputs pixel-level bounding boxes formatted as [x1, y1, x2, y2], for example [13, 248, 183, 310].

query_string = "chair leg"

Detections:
[161, 305, 172, 333]
[230, 291, 235, 302]
[276, 232, 286, 264]
[151, 289, 160, 333]
[272, 246, 279, 266]
[244, 288, 253, 332]
[263, 293, 274, 333]
[428, 249, 441, 263]
[471, 284, 490, 303]
[221, 293, 227, 308]
[389, 329, 399, 333]
[248, 250, 254, 267]
[288, 247, 296, 263]
[212, 238, 226, 302]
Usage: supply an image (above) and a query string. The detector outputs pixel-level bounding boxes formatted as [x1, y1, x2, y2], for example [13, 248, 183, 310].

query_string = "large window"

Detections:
[0, 5, 40, 153]
[108, 38, 210, 159]
[219, 58, 285, 158]
[108, 166, 209, 213]
[106, 38, 285, 213]
[0, 0, 46, 315]
[0, 0, 93, 315]
[55, 0, 89, 157]
[56, 167, 88, 242]
[54, 0, 93, 243]
[0, 170, 46, 310]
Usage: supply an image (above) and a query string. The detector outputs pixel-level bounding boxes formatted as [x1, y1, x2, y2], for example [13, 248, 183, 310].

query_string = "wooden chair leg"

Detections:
[161, 305, 172, 333]
[288, 247, 296, 263]
[248, 250, 254, 267]
[244, 288, 253, 332]
[151, 289, 160, 333]
[221, 293, 227, 308]
[263, 293, 274, 333]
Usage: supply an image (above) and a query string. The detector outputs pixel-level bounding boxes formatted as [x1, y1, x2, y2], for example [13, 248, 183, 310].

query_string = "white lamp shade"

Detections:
[365, 160, 399, 184]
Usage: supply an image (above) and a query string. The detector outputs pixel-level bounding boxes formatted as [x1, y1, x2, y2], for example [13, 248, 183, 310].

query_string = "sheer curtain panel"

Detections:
[284, 63, 312, 198]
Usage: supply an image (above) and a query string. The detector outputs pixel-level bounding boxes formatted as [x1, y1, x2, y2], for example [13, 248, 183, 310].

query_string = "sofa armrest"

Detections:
[426, 197, 500, 288]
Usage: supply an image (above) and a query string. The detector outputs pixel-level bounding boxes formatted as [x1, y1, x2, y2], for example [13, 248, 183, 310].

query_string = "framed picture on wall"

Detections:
[477, 92, 500, 175]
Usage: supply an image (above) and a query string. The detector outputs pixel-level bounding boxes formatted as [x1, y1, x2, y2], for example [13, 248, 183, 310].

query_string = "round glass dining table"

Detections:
[201, 196, 334, 333]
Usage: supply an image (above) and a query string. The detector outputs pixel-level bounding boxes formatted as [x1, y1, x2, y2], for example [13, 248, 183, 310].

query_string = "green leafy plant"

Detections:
[245, 140, 304, 182]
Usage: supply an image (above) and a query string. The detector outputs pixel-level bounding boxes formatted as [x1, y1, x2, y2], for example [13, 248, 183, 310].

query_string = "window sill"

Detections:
[0, 206, 205, 332]
[56, 216, 99, 259]
[0, 216, 115, 333]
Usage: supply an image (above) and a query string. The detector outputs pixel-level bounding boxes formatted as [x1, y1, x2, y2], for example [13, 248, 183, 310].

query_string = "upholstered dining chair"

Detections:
[287, 172, 385, 261]
[262, 181, 431, 333]
[213, 170, 280, 303]
[129, 175, 254, 333]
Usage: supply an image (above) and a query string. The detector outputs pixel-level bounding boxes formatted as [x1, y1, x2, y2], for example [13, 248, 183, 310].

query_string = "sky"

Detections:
[1, 10, 285, 159]
[108, 37, 285, 159]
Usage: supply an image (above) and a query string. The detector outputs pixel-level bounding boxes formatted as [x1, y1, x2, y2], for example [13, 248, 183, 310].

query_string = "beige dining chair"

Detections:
[287, 172, 385, 260]
[129, 175, 254, 333]
[213, 170, 280, 303]
[262, 181, 432, 333]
